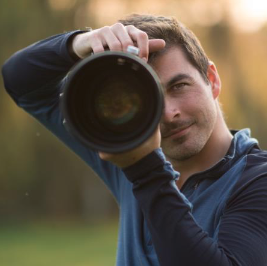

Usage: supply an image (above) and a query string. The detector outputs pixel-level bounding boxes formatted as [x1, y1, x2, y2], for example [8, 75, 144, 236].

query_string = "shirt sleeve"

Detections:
[1, 32, 123, 201]
[123, 148, 267, 266]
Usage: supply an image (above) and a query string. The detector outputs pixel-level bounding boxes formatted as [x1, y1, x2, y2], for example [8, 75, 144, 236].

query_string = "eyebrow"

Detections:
[164, 73, 194, 88]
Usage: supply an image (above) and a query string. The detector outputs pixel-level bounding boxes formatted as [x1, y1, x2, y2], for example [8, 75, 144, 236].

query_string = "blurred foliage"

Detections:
[0, 0, 117, 222]
[0, 0, 267, 222]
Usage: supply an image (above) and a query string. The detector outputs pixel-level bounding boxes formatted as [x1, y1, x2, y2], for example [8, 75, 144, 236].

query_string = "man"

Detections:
[2, 14, 267, 266]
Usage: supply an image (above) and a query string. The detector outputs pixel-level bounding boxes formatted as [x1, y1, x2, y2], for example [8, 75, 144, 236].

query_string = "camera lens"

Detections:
[94, 75, 142, 129]
[61, 51, 163, 153]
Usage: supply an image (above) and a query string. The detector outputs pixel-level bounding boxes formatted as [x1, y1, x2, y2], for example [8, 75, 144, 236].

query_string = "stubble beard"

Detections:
[160, 118, 215, 162]
[160, 119, 202, 161]
[161, 134, 206, 162]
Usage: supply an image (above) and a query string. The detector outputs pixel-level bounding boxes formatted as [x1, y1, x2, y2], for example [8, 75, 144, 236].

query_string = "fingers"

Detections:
[111, 23, 134, 52]
[125, 25, 149, 59]
[85, 23, 165, 60]
[90, 23, 134, 54]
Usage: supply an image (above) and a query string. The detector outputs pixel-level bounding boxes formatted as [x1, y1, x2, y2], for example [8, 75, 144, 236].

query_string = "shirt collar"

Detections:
[186, 128, 259, 182]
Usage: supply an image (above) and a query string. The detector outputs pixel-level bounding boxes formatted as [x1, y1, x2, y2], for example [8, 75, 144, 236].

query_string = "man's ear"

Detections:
[207, 61, 221, 99]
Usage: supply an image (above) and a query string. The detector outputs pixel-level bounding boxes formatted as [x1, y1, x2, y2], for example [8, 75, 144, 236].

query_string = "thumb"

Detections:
[148, 39, 166, 53]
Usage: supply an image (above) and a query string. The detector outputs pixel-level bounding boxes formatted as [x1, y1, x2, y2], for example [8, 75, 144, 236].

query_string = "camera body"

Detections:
[61, 51, 163, 153]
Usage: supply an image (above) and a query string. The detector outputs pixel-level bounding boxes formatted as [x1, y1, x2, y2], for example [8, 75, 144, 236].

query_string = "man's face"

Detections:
[150, 47, 219, 161]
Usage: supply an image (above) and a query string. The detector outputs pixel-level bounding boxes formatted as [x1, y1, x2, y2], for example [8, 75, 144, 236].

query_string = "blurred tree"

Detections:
[0, 0, 117, 222]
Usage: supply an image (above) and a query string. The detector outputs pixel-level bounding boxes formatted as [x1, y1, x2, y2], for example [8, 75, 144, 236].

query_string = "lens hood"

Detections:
[61, 51, 163, 153]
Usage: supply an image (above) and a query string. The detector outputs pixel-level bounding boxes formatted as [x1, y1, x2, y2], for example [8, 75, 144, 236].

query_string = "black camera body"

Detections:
[61, 51, 163, 153]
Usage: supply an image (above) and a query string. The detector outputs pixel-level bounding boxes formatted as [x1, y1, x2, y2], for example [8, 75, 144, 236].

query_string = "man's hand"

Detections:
[71, 23, 166, 61]
[98, 126, 161, 169]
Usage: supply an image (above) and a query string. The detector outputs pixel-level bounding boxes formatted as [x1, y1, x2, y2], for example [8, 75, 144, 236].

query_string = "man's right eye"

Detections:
[170, 82, 188, 93]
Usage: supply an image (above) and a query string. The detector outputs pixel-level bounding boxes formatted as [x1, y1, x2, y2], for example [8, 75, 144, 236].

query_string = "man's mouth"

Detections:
[162, 123, 194, 139]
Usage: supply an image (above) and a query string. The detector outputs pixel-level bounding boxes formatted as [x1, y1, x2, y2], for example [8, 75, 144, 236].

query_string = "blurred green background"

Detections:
[1, 0, 267, 265]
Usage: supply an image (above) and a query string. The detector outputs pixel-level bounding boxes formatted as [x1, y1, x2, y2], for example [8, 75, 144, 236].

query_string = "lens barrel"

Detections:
[61, 51, 163, 153]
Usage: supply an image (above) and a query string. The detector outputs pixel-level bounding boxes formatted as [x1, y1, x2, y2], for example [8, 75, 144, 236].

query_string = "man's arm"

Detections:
[2, 31, 81, 103]
[2, 24, 165, 201]
[1, 29, 124, 200]
[120, 149, 267, 266]
[2, 24, 165, 128]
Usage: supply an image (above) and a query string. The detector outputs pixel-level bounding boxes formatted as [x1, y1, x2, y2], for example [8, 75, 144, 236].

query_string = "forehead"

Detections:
[150, 46, 200, 85]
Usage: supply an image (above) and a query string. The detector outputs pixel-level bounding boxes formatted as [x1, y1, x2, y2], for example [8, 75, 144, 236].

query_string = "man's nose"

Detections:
[161, 97, 181, 123]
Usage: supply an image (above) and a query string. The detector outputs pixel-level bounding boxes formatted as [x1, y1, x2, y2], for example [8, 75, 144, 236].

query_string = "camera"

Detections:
[61, 51, 163, 153]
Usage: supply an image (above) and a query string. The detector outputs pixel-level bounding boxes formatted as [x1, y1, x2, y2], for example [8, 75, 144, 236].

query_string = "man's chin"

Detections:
[161, 135, 187, 152]
[161, 139, 201, 161]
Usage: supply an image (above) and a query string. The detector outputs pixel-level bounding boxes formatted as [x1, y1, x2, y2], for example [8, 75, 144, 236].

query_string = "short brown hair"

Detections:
[119, 14, 210, 83]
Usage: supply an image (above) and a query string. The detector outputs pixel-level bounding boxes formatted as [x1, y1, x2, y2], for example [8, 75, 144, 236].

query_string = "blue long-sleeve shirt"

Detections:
[2, 32, 267, 266]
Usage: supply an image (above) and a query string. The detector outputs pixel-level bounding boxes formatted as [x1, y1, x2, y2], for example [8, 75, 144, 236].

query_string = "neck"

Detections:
[169, 109, 233, 189]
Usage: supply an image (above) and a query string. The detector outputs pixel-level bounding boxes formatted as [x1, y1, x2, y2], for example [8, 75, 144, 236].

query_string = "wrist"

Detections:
[71, 33, 85, 59]
[71, 28, 93, 59]
[67, 32, 85, 61]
